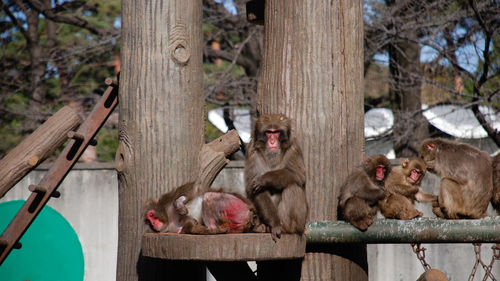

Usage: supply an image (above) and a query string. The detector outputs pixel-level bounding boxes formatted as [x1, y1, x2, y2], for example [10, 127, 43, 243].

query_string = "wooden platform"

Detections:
[141, 233, 306, 261]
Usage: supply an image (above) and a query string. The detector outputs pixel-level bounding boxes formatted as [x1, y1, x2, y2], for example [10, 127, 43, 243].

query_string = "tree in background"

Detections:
[1, 0, 498, 160]
[364, 0, 500, 156]
[0, 0, 119, 158]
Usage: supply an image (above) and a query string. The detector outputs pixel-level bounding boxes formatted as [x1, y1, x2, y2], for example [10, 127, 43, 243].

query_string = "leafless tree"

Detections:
[365, 0, 500, 154]
[202, 0, 263, 113]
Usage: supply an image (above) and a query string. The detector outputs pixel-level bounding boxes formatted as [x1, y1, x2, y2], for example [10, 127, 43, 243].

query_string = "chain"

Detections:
[482, 244, 500, 281]
[411, 243, 499, 280]
[468, 243, 498, 281]
[411, 243, 431, 271]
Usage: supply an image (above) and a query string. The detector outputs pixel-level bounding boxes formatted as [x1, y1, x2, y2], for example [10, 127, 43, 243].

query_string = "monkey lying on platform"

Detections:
[143, 182, 259, 234]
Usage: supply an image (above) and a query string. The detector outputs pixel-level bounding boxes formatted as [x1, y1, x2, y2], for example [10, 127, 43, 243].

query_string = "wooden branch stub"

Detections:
[67, 131, 85, 141]
[28, 184, 48, 193]
[0, 106, 81, 199]
[28, 156, 39, 167]
[142, 233, 306, 261]
[205, 129, 241, 157]
[194, 130, 241, 191]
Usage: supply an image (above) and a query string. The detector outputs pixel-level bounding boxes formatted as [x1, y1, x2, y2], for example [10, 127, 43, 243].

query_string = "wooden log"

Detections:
[0, 106, 81, 198]
[416, 269, 448, 281]
[142, 233, 306, 261]
[193, 129, 241, 192]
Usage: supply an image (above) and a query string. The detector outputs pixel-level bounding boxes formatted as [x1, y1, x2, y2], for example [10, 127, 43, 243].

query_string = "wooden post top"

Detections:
[141, 233, 306, 261]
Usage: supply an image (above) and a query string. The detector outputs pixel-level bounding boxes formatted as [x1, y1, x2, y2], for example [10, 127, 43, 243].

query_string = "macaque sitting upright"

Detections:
[379, 157, 437, 220]
[338, 154, 391, 231]
[419, 138, 493, 219]
[143, 182, 258, 234]
[245, 114, 308, 241]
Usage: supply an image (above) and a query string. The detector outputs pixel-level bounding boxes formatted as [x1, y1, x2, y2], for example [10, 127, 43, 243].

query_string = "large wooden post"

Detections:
[117, 1, 204, 280]
[257, 1, 366, 280]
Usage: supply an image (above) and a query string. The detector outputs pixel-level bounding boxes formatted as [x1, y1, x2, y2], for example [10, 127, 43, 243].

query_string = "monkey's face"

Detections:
[254, 114, 291, 152]
[375, 165, 387, 182]
[143, 199, 169, 232]
[365, 154, 391, 184]
[403, 158, 426, 185]
[265, 129, 280, 152]
[144, 209, 167, 232]
[408, 168, 424, 184]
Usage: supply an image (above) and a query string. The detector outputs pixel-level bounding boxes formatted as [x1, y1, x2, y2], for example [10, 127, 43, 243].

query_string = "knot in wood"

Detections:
[115, 142, 128, 173]
[169, 25, 190, 66]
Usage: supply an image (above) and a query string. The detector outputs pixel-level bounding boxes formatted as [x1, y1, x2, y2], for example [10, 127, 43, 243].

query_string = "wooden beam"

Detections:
[141, 233, 306, 261]
[0, 106, 81, 198]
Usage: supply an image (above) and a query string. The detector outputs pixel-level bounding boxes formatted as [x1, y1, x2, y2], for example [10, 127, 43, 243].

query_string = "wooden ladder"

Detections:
[0, 78, 118, 265]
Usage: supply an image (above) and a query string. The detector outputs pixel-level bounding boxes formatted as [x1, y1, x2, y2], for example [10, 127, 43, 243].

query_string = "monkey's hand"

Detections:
[271, 225, 282, 242]
[174, 196, 189, 216]
[251, 175, 267, 195]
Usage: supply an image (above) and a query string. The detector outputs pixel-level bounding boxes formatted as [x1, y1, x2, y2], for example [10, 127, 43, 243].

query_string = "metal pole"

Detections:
[307, 217, 500, 244]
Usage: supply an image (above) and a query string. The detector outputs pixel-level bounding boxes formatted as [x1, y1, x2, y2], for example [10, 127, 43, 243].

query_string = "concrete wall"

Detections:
[0, 163, 118, 281]
[1, 161, 499, 281]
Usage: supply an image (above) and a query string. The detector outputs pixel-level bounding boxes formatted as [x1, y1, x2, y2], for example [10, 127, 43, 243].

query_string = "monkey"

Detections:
[338, 154, 391, 231]
[378, 157, 437, 220]
[244, 114, 308, 241]
[419, 138, 493, 219]
[490, 153, 500, 215]
[143, 182, 258, 234]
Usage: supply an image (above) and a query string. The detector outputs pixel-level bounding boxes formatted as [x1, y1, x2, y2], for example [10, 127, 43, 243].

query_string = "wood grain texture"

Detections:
[0, 105, 81, 198]
[257, 0, 365, 280]
[142, 233, 306, 261]
[117, 1, 204, 280]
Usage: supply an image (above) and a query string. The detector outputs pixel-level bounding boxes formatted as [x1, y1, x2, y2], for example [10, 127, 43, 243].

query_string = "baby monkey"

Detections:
[379, 157, 437, 220]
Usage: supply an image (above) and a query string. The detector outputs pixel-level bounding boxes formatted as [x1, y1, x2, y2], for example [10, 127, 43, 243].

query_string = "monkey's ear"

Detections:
[426, 142, 436, 151]
[146, 209, 156, 220]
[401, 158, 409, 168]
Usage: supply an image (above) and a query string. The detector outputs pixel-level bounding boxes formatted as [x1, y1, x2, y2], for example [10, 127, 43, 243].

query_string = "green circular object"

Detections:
[0, 200, 84, 281]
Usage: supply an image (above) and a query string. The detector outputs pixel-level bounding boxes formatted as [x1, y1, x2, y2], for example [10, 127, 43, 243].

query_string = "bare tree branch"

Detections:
[25, 0, 107, 35]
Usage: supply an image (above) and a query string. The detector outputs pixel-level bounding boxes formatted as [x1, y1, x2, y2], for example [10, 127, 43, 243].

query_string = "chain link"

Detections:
[411, 243, 432, 271]
[468, 243, 498, 281]
[411, 243, 498, 281]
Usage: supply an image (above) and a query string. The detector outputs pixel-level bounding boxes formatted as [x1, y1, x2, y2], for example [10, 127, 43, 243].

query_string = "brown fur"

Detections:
[491, 153, 500, 215]
[142, 182, 198, 233]
[143, 183, 259, 234]
[379, 157, 436, 220]
[419, 138, 492, 219]
[338, 154, 391, 231]
[245, 114, 308, 241]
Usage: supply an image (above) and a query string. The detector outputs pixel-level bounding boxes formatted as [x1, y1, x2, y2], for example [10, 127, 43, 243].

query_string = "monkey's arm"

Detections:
[252, 168, 303, 193]
[356, 183, 386, 203]
[414, 189, 437, 202]
[386, 183, 419, 197]
[252, 145, 306, 194]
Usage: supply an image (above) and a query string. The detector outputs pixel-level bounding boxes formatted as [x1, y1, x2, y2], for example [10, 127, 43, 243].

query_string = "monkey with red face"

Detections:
[245, 114, 308, 241]
[143, 182, 258, 234]
[339, 154, 391, 231]
[379, 157, 436, 220]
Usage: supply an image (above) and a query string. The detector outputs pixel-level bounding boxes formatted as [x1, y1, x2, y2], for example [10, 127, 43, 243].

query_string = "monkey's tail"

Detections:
[492, 154, 500, 215]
